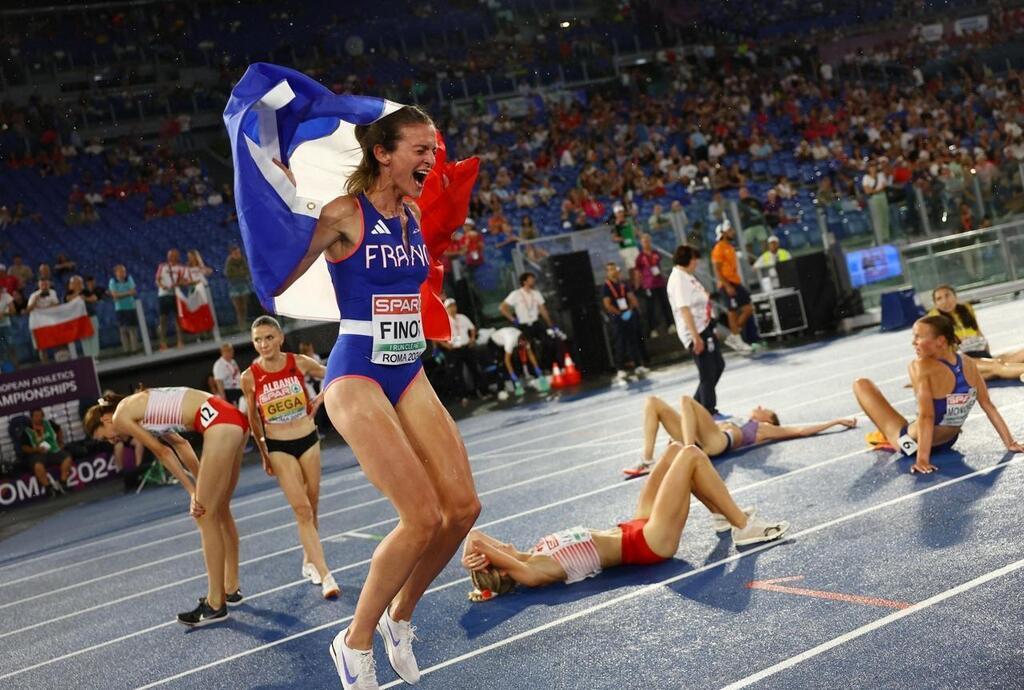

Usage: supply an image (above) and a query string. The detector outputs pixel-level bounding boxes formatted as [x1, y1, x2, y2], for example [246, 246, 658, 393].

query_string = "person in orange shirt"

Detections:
[710, 221, 753, 353]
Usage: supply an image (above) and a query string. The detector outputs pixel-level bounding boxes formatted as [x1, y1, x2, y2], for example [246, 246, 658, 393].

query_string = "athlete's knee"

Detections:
[443, 496, 481, 533]
[645, 395, 661, 411]
[679, 394, 696, 409]
[677, 444, 705, 467]
[852, 377, 874, 394]
[291, 501, 315, 525]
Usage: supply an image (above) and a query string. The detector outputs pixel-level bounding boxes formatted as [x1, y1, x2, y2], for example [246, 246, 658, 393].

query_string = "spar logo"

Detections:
[373, 295, 420, 315]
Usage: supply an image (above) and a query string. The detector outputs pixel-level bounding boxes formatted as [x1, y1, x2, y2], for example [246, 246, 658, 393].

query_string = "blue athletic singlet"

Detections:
[933, 355, 977, 428]
[324, 194, 430, 405]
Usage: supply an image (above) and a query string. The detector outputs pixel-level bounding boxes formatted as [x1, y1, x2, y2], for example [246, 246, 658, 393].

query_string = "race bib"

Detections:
[371, 294, 426, 365]
[939, 391, 977, 427]
[616, 297, 629, 310]
[198, 401, 220, 428]
[897, 433, 918, 456]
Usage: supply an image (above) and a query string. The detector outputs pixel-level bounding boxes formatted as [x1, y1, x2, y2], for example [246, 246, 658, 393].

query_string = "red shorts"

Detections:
[194, 396, 249, 434]
[618, 518, 668, 566]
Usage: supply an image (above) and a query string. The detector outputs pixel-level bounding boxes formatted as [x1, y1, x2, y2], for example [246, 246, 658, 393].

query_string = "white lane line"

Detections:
[142, 454, 1024, 690]
[0, 427, 638, 605]
[379, 456, 1024, 688]
[1, 356, 888, 596]
[13, 388, 1015, 682]
[720, 557, 1024, 689]
[4, 304, 1018, 575]
[0, 435, 876, 679]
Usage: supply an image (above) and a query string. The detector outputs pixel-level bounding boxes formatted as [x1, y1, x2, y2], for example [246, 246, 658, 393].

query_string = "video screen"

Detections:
[845, 245, 903, 288]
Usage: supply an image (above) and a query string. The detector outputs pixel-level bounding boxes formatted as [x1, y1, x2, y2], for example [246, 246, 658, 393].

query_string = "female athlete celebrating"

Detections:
[623, 395, 856, 476]
[273, 106, 481, 689]
[240, 315, 339, 599]
[84, 387, 248, 626]
[854, 315, 1023, 474]
[464, 444, 788, 599]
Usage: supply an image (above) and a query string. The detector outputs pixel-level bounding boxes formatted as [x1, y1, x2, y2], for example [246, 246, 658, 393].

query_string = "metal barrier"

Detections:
[899, 220, 1024, 295]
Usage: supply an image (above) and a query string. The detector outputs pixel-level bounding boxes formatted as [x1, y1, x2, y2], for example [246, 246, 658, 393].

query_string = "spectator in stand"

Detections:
[647, 204, 672, 234]
[109, 264, 139, 353]
[537, 178, 556, 205]
[82, 202, 100, 224]
[85, 276, 106, 301]
[143, 197, 160, 221]
[635, 234, 674, 338]
[9, 256, 33, 289]
[224, 244, 252, 330]
[155, 248, 186, 350]
[38, 263, 54, 284]
[65, 275, 100, 358]
[212, 342, 244, 408]
[862, 160, 891, 243]
[0, 283, 16, 369]
[602, 261, 650, 385]
[500, 271, 555, 366]
[186, 249, 213, 286]
[494, 222, 523, 264]
[521, 218, 549, 263]
[667, 200, 689, 237]
[20, 408, 74, 498]
[753, 236, 793, 269]
[64, 203, 84, 227]
[27, 278, 60, 362]
[10, 288, 27, 315]
[611, 205, 640, 268]
[711, 222, 754, 354]
[0, 264, 18, 295]
[54, 254, 77, 281]
[0, 206, 10, 229]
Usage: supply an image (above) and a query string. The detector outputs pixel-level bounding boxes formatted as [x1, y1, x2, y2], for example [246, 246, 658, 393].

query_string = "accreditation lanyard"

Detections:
[606, 281, 629, 311]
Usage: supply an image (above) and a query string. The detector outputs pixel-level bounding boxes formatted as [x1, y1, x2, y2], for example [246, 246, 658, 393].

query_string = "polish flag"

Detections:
[29, 299, 94, 349]
[176, 286, 214, 333]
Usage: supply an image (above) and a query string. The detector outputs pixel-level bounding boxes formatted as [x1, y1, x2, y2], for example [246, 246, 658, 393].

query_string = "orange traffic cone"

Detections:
[563, 353, 582, 386]
[550, 363, 565, 389]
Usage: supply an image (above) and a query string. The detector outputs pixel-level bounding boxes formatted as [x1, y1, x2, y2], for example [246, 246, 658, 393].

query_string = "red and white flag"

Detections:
[29, 299, 94, 349]
[176, 286, 214, 333]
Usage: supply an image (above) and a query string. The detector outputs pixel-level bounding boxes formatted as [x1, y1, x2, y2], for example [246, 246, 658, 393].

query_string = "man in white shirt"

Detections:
[500, 271, 555, 364]
[212, 342, 244, 408]
[155, 249, 186, 350]
[478, 325, 543, 396]
[27, 278, 62, 362]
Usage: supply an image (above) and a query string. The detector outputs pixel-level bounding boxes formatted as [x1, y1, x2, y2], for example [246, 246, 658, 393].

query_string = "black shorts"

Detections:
[116, 310, 136, 327]
[158, 294, 177, 316]
[21, 451, 70, 471]
[224, 388, 243, 406]
[722, 282, 751, 310]
[264, 430, 319, 459]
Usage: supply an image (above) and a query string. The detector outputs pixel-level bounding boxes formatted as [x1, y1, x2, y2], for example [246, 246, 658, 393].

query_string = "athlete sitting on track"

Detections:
[463, 443, 789, 600]
[623, 394, 857, 476]
[928, 285, 1024, 382]
[240, 315, 339, 599]
[853, 315, 1023, 474]
[84, 387, 248, 626]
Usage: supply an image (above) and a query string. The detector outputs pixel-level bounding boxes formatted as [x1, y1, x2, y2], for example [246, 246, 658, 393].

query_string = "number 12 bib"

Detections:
[372, 294, 426, 365]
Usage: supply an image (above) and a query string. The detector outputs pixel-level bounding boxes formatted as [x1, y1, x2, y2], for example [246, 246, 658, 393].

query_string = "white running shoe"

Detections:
[376, 608, 421, 685]
[732, 509, 790, 546]
[725, 333, 753, 353]
[302, 562, 322, 585]
[329, 629, 379, 690]
[322, 573, 341, 599]
[710, 506, 754, 533]
[634, 365, 651, 376]
[613, 370, 629, 386]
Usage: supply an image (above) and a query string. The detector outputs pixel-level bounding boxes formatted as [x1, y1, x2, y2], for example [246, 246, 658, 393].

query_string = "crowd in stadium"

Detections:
[0, 3, 1021, 377]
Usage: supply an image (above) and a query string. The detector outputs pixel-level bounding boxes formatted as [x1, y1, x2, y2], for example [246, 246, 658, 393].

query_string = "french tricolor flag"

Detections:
[223, 63, 477, 341]
[29, 300, 94, 349]
[176, 286, 215, 334]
